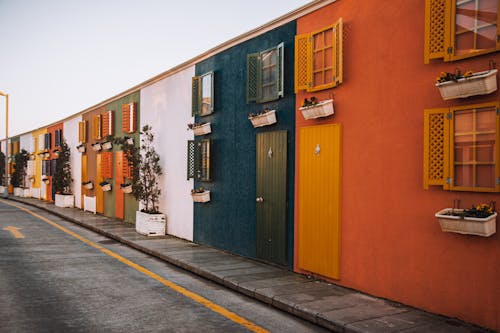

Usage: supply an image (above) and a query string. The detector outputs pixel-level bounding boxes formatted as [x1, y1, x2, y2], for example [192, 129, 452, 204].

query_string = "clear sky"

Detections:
[0, 0, 311, 137]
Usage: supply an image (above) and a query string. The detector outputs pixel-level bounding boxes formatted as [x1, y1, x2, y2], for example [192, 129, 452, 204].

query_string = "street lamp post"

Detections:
[0, 90, 8, 198]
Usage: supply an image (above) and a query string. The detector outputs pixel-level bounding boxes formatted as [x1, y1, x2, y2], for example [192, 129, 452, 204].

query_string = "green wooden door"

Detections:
[256, 131, 287, 266]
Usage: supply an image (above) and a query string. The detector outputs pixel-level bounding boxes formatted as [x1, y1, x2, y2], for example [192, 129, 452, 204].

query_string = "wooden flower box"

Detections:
[99, 182, 112, 192]
[102, 141, 113, 150]
[192, 123, 212, 136]
[82, 181, 94, 190]
[91, 143, 102, 152]
[191, 190, 210, 203]
[436, 69, 497, 100]
[299, 99, 334, 120]
[435, 208, 497, 237]
[120, 183, 133, 194]
[77, 144, 86, 153]
[249, 110, 277, 128]
[136, 211, 166, 236]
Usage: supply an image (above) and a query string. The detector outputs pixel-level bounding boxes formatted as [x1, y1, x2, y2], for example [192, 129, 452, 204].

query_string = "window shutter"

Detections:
[277, 42, 284, 98]
[333, 17, 343, 86]
[423, 108, 450, 189]
[38, 134, 44, 151]
[294, 33, 310, 93]
[424, 0, 451, 63]
[93, 115, 102, 140]
[108, 110, 114, 136]
[122, 103, 136, 133]
[79, 121, 87, 143]
[192, 77, 200, 116]
[246, 53, 261, 103]
[100, 151, 113, 179]
[122, 152, 133, 179]
[187, 140, 195, 179]
[102, 111, 114, 137]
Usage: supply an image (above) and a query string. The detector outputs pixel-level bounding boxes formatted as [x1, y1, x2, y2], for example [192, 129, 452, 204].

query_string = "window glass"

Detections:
[261, 48, 277, 102]
[201, 73, 212, 116]
[312, 28, 334, 88]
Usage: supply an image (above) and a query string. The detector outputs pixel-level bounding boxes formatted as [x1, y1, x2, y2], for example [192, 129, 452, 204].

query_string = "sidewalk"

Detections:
[8, 196, 492, 333]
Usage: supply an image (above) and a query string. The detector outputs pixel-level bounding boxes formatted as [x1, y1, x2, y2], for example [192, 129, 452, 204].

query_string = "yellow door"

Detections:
[298, 124, 342, 279]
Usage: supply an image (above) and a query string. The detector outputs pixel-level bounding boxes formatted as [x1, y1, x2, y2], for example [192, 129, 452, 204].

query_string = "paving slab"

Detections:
[7, 196, 493, 333]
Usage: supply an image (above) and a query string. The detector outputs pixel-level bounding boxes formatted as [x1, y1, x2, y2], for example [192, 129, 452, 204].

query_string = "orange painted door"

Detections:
[96, 154, 104, 214]
[115, 151, 124, 219]
[298, 124, 342, 279]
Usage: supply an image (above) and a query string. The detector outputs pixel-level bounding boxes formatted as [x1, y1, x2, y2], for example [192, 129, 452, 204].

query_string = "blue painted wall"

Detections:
[194, 21, 296, 268]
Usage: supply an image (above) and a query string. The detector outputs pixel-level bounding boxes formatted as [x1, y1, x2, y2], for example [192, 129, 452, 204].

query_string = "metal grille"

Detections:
[429, 113, 445, 182]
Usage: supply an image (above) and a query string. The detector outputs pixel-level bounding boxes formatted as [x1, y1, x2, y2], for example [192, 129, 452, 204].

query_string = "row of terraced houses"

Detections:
[1, 0, 499, 330]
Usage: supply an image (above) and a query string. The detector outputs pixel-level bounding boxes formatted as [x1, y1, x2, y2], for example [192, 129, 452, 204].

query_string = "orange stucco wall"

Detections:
[294, 1, 499, 330]
[46, 123, 63, 202]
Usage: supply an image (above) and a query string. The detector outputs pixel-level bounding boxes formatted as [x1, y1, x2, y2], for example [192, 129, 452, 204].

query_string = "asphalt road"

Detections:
[0, 201, 328, 333]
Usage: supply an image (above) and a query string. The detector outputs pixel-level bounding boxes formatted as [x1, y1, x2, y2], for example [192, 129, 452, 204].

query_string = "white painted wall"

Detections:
[64, 116, 82, 208]
[20, 133, 33, 188]
[140, 66, 195, 241]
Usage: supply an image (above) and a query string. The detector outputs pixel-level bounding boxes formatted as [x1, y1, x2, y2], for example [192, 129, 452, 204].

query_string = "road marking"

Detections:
[3, 226, 25, 238]
[0, 200, 269, 333]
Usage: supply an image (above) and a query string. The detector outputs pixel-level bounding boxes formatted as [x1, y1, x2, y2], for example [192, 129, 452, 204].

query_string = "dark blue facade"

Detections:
[194, 21, 296, 268]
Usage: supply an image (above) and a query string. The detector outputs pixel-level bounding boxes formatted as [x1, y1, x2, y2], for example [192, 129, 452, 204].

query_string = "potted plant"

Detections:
[299, 97, 334, 120]
[99, 180, 112, 192]
[120, 183, 133, 194]
[11, 149, 30, 197]
[435, 202, 497, 237]
[435, 68, 497, 100]
[82, 180, 93, 190]
[115, 125, 165, 236]
[187, 122, 212, 136]
[54, 139, 74, 208]
[248, 108, 277, 128]
[76, 143, 86, 153]
[191, 187, 210, 203]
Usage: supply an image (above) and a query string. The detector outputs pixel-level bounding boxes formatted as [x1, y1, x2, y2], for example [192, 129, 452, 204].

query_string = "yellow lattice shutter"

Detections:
[78, 121, 87, 143]
[424, 0, 452, 63]
[333, 17, 343, 87]
[294, 32, 310, 93]
[423, 108, 450, 189]
[93, 115, 102, 140]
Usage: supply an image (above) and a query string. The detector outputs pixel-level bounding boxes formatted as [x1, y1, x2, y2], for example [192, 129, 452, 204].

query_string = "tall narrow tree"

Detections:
[53, 139, 73, 194]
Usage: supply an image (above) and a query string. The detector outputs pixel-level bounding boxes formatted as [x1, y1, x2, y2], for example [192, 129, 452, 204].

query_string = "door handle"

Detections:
[256, 197, 264, 203]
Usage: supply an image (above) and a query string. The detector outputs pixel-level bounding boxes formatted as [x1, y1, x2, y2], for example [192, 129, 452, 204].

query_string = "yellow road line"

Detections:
[3, 226, 25, 238]
[1, 200, 269, 333]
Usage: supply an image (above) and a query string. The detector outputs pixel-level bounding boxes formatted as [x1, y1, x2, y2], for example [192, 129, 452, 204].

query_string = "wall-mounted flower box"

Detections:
[436, 69, 497, 100]
[136, 211, 166, 236]
[102, 141, 113, 150]
[82, 181, 93, 190]
[188, 122, 212, 136]
[99, 181, 112, 192]
[125, 136, 134, 145]
[43, 152, 51, 159]
[435, 208, 497, 237]
[76, 144, 86, 153]
[299, 99, 334, 120]
[248, 110, 277, 128]
[91, 143, 102, 152]
[191, 189, 210, 203]
[42, 177, 50, 184]
[120, 183, 133, 194]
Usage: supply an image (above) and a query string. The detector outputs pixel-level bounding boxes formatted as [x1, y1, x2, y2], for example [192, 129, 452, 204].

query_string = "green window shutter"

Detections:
[187, 140, 195, 179]
[192, 76, 200, 116]
[277, 42, 284, 98]
[246, 53, 261, 103]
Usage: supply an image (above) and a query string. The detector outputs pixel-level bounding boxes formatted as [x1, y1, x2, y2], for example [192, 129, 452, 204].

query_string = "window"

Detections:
[247, 43, 284, 103]
[79, 121, 87, 143]
[424, 102, 499, 192]
[187, 139, 211, 181]
[102, 110, 114, 137]
[192, 72, 214, 116]
[424, 0, 499, 63]
[93, 115, 102, 140]
[122, 103, 136, 134]
[100, 151, 113, 179]
[38, 134, 45, 151]
[44, 133, 52, 150]
[295, 18, 343, 93]
[54, 129, 62, 147]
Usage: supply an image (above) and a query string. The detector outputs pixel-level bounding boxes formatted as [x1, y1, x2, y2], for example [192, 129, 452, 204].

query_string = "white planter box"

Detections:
[83, 195, 96, 214]
[22, 189, 30, 197]
[83, 181, 94, 190]
[30, 188, 41, 199]
[249, 110, 277, 128]
[126, 137, 134, 145]
[102, 141, 113, 150]
[192, 123, 212, 136]
[191, 191, 210, 203]
[436, 69, 497, 100]
[55, 194, 74, 208]
[91, 143, 102, 152]
[13, 187, 22, 197]
[435, 208, 497, 237]
[0, 186, 5, 194]
[77, 144, 86, 153]
[136, 211, 166, 236]
[120, 184, 133, 194]
[100, 183, 112, 192]
[299, 99, 334, 120]
[42, 178, 50, 184]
